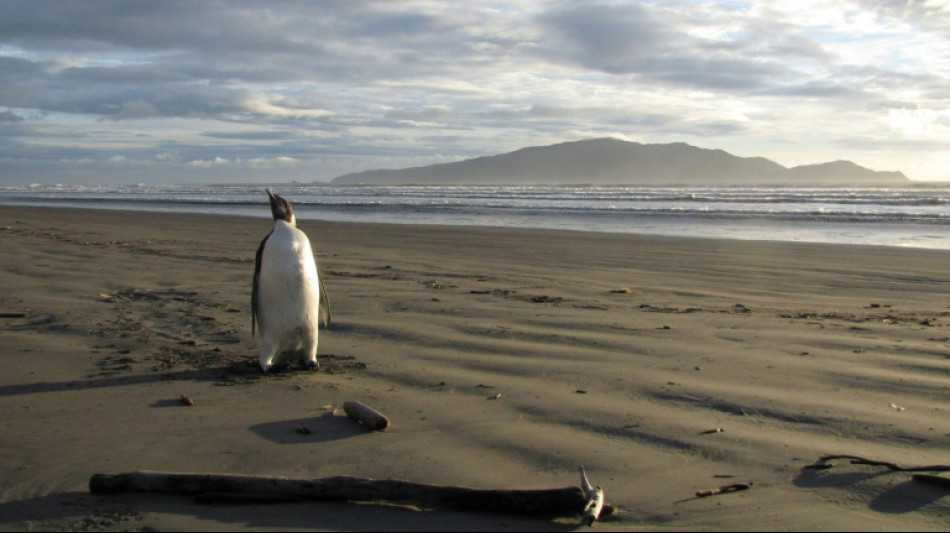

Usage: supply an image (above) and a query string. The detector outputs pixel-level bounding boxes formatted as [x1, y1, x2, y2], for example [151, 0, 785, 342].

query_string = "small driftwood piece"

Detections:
[342, 401, 390, 430]
[695, 482, 752, 498]
[89, 471, 588, 516]
[806, 455, 950, 472]
[579, 466, 605, 526]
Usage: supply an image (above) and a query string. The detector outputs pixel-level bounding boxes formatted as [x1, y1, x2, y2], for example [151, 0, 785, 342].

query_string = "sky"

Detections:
[1, 0, 949, 185]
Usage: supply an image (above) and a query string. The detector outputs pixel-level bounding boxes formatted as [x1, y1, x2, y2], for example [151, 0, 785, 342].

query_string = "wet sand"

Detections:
[1, 206, 948, 531]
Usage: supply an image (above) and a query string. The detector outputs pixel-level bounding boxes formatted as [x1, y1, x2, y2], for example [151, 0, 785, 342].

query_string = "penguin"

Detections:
[252, 188, 327, 372]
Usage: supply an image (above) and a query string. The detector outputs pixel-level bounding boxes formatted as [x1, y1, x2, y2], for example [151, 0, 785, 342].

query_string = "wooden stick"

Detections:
[89, 471, 588, 516]
[695, 483, 752, 498]
[342, 401, 390, 431]
[194, 492, 303, 505]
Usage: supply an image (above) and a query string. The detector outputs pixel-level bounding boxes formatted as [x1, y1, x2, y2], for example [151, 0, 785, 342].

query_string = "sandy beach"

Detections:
[1, 205, 948, 531]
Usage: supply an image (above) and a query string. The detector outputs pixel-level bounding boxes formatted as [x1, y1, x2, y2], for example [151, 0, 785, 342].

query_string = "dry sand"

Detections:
[0, 205, 948, 531]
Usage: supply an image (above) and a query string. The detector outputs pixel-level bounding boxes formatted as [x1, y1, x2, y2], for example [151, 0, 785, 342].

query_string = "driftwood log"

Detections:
[89, 471, 602, 517]
[581, 487, 604, 527]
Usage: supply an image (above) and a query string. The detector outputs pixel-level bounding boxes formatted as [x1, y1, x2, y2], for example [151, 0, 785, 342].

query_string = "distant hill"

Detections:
[331, 138, 908, 186]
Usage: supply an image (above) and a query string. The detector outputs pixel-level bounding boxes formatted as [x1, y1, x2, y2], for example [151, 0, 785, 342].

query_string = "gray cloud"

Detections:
[0, 0, 315, 55]
[539, 3, 680, 74]
[858, 0, 950, 34]
[0, 110, 25, 122]
[537, 2, 830, 92]
[0, 0, 946, 183]
[200, 130, 300, 141]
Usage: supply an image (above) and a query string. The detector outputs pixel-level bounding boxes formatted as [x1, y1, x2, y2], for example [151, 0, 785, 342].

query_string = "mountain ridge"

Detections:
[331, 138, 908, 186]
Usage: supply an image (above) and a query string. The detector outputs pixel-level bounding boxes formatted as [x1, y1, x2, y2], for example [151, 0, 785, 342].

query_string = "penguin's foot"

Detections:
[303, 358, 319, 371]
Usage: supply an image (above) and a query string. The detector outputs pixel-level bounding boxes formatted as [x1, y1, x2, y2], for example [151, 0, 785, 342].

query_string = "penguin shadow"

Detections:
[793, 467, 945, 514]
[0, 369, 209, 398]
[0, 491, 104, 527]
[249, 415, 370, 444]
[793, 466, 888, 490]
[214, 353, 366, 381]
[869, 478, 948, 514]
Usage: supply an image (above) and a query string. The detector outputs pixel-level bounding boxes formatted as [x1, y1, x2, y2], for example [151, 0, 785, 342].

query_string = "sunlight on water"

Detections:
[3, 184, 950, 250]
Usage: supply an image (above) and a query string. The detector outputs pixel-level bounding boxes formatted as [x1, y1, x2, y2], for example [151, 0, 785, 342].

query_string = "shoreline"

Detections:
[6, 182, 950, 251]
[7, 200, 950, 253]
[1, 206, 948, 531]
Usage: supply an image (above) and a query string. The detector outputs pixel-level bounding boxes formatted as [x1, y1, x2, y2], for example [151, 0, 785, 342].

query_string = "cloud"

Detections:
[0, 0, 310, 55]
[384, 106, 453, 124]
[536, 1, 819, 91]
[200, 130, 298, 141]
[242, 95, 333, 120]
[0, 110, 25, 122]
[103, 100, 160, 121]
[0, 0, 947, 183]
[539, 2, 674, 73]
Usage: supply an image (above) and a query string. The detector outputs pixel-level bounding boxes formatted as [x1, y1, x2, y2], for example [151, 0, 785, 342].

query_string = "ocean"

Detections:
[3, 184, 950, 250]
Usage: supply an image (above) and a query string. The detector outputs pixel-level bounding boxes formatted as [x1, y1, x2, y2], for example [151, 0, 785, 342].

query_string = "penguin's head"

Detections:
[266, 188, 295, 225]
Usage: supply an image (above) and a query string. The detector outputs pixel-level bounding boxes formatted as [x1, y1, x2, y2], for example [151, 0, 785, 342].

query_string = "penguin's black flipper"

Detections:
[251, 231, 272, 337]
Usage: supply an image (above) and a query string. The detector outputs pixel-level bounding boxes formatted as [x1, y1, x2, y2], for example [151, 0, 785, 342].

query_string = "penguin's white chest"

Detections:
[256, 222, 320, 369]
